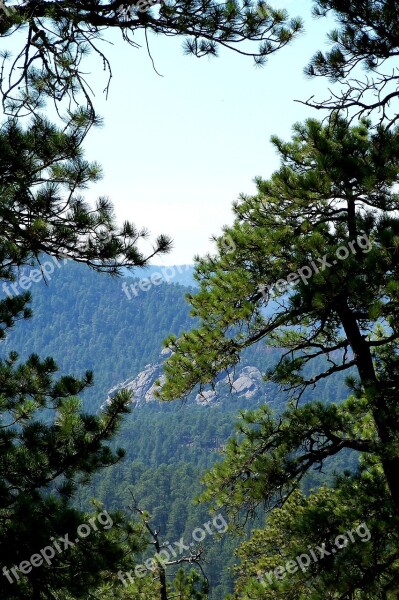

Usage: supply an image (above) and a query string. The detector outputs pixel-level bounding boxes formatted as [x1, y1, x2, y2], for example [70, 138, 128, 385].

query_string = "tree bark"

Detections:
[338, 301, 399, 512]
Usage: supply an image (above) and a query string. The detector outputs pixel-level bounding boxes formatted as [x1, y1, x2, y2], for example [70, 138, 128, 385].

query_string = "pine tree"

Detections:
[0, 110, 170, 598]
[158, 115, 399, 596]
[0, 0, 302, 125]
[0, 112, 171, 275]
[304, 0, 399, 124]
[233, 468, 395, 599]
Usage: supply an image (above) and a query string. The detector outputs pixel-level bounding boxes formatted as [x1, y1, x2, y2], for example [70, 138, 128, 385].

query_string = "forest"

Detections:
[1, 1, 399, 599]
[0, 264, 356, 598]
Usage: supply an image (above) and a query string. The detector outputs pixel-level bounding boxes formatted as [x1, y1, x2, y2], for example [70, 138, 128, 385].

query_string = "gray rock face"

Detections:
[103, 354, 264, 409]
[194, 366, 263, 405]
[104, 363, 163, 408]
[194, 389, 218, 406]
[231, 366, 262, 397]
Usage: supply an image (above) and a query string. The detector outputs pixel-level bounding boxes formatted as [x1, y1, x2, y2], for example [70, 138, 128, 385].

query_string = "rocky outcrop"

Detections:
[231, 366, 262, 397]
[105, 363, 164, 406]
[194, 366, 263, 405]
[104, 352, 264, 409]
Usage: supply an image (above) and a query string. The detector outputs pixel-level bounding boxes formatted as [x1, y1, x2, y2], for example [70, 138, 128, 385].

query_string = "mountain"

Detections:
[0, 258, 348, 410]
[122, 264, 196, 288]
[0, 260, 197, 409]
[0, 257, 355, 599]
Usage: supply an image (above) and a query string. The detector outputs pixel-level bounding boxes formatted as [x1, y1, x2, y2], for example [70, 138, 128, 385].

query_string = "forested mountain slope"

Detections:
[0, 259, 355, 599]
[1, 259, 348, 409]
[0, 260, 196, 408]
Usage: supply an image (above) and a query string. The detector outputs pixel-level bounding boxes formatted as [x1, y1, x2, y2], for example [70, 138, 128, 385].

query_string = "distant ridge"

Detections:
[122, 264, 196, 288]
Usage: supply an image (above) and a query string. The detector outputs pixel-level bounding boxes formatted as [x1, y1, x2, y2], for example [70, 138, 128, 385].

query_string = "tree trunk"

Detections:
[158, 564, 168, 600]
[338, 302, 399, 513]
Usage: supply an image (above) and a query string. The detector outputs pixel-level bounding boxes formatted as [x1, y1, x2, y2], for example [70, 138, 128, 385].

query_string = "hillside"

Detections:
[0, 258, 355, 599]
[0, 260, 196, 409]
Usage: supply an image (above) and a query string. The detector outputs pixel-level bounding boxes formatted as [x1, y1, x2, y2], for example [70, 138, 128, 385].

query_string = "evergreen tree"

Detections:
[171, 569, 209, 600]
[158, 116, 399, 596]
[233, 465, 397, 599]
[0, 0, 302, 125]
[305, 0, 399, 124]
[0, 110, 170, 598]
[0, 112, 171, 274]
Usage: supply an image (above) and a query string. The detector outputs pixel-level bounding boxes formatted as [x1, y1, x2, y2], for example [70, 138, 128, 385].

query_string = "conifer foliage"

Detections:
[0, 109, 171, 597]
[0, 0, 302, 122]
[305, 0, 399, 123]
[160, 116, 399, 597]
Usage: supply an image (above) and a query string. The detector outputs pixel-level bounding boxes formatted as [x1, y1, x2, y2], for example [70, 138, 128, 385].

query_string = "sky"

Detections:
[6, 1, 337, 266]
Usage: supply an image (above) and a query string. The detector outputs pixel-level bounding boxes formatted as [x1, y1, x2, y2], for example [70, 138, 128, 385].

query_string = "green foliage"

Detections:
[199, 397, 367, 519]
[158, 116, 399, 597]
[306, 1, 399, 123]
[0, 114, 171, 274]
[0, 111, 171, 598]
[235, 461, 399, 599]
[171, 569, 209, 599]
[0, 0, 303, 123]
[76, 407, 248, 600]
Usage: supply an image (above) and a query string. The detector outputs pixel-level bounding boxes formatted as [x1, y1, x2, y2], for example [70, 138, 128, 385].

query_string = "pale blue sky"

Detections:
[5, 2, 337, 265]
